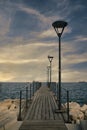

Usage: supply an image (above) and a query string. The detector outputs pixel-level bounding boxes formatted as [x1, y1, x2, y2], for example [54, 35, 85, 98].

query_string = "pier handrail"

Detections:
[61, 87, 70, 123]
[17, 81, 42, 121]
[50, 83, 70, 123]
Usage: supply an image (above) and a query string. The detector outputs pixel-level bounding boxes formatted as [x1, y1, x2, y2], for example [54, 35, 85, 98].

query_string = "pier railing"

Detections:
[17, 81, 42, 121]
[50, 83, 70, 123]
[61, 86, 70, 123]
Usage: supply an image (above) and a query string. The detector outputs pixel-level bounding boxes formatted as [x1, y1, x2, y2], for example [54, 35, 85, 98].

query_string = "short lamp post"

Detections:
[48, 55, 53, 88]
[52, 21, 68, 110]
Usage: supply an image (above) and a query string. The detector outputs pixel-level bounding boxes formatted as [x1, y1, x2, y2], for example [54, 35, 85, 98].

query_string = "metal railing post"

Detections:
[30, 83, 31, 100]
[26, 86, 28, 109]
[36, 82, 37, 91]
[57, 84, 58, 101]
[17, 90, 22, 121]
[33, 81, 34, 96]
[67, 90, 70, 123]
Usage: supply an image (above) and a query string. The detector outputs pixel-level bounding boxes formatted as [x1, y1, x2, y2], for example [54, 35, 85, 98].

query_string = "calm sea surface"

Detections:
[0, 82, 87, 105]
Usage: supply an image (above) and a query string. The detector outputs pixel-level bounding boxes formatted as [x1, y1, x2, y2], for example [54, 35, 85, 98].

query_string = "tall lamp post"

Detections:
[52, 21, 68, 110]
[48, 55, 54, 88]
[47, 66, 50, 87]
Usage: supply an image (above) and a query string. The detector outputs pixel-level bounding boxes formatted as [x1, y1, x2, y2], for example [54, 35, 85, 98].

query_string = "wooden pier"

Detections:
[19, 86, 68, 130]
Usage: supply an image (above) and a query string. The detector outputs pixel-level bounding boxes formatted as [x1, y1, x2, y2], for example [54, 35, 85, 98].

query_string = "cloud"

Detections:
[39, 27, 71, 39]
[18, 5, 50, 24]
[0, 0, 86, 82]
[0, 6, 12, 38]
[62, 69, 87, 82]
[69, 61, 87, 71]
[0, 40, 56, 82]
[0, 71, 14, 82]
[75, 36, 87, 42]
[8, 2, 71, 38]
[0, 39, 86, 82]
[0, 15, 11, 37]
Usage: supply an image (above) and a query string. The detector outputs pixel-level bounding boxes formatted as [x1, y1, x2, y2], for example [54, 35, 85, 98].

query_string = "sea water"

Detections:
[0, 82, 87, 105]
[55, 82, 87, 105]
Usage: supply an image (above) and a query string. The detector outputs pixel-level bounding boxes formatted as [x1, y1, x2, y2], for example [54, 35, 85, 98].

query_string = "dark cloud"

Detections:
[64, 43, 87, 56]
[8, 10, 44, 37]
[23, 0, 57, 14]
[22, 0, 71, 18]
[69, 62, 87, 71]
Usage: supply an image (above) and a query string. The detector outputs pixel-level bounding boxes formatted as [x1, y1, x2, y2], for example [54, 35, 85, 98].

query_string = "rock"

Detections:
[65, 102, 80, 109]
[80, 104, 87, 113]
[69, 102, 81, 110]
[65, 102, 85, 122]
[10, 104, 17, 110]
[70, 109, 84, 122]
[84, 110, 87, 119]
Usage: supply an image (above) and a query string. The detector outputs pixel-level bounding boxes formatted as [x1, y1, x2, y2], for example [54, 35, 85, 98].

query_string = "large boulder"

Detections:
[70, 109, 84, 121]
[65, 102, 81, 110]
[65, 102, 85, 122]
[69, 102, 81, 110]
[80, 104, 87, 113]
[84, 110, 87, 119]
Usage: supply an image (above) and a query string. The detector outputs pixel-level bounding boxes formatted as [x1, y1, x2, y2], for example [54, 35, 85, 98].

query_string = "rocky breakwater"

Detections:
[65, 102, 87, 123]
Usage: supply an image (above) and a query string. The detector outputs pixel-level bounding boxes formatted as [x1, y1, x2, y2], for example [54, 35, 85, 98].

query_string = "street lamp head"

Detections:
[52, 21, 67, 28]
[48, 55, 54, 62]
[52, 20, 68, 37]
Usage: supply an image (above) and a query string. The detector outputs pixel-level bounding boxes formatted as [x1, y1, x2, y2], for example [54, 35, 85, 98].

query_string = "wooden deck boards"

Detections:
[19, 120, 67, 130]
[19, 86, 68, 130]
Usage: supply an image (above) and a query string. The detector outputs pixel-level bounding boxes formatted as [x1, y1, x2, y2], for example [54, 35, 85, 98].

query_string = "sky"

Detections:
[0, 0, 87, 82]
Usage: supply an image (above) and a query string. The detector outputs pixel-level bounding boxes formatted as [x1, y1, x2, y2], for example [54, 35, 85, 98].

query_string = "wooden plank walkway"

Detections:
[19, 86, 68, 130]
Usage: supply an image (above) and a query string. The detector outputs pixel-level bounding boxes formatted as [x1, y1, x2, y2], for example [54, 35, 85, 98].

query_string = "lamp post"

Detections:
[47, 66, 50, 87]
[52, 21, 68, 110]
[48, 55, 53, 88]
